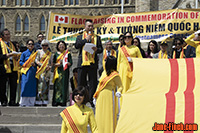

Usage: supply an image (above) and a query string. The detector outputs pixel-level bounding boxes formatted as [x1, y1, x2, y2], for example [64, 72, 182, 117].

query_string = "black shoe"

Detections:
[52, 102, 58, 107]
[35, 104, 42, 106]
[1, 102, 7, 107]
[8, 101, 18, 106]
[60, 103, 66, 107]
[42, 104, 47, 107]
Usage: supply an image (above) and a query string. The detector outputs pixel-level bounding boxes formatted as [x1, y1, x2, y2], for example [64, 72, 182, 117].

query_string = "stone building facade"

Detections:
[0, 0, 197, 46]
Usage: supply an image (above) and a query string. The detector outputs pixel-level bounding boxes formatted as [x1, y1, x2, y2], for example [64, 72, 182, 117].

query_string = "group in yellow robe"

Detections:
[117, 45, 142, 94]
[185, 33, 200, 58]
[94, 71, 123, 133]
[60, 103, 97, 133]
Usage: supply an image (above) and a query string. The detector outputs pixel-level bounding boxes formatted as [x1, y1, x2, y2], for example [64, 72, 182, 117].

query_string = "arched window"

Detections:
[64, 0, 68, 5]
[75, 0, 79, 5]
[50, 0, 54, 5]
[24, 15, 29, 31]
[89, 0, 92, 5]
[16, 15, 21, 31]
[16, 0, 20, 5]
[2, 0, 6, 5]
[124, 0, 129, 4]
[21, 0, 25, 5]
[40, 0, 44, 5]
[40, 15, 45, 31]
[100, 0, 103, 4]
[0, 16, 4, 31]
[113, 0, 117, 4]
[26, 0, 30, 5]
[70, 0, 73, 5]
[45, 0, 49, 5]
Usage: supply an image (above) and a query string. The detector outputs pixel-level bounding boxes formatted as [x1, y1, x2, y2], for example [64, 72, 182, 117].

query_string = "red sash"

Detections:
[62, 108, 81, 133]
[121, 46, 133, 72]
[94, 71, 119, 98]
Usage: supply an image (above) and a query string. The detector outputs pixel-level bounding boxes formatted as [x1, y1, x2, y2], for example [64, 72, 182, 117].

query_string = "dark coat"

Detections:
[75, 34, 103, 68]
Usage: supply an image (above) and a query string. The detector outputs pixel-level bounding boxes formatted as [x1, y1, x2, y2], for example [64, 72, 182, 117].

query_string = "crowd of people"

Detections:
[0, 19, 199, 132]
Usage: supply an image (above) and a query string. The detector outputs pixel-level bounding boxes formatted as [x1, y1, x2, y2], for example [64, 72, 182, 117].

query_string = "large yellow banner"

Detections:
[47, 9, 200, 43]
[115, 58, 200, 132]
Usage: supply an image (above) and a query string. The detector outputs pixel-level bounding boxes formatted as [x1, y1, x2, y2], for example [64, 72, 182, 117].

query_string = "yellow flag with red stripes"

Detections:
[116, 58, 200, 133]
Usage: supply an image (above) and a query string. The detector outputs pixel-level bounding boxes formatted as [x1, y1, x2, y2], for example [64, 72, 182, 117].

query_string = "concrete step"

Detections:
[0, 107, 65, 124]
[0, 107, 66, 116]
[0, 106, 92, 133]
[0, 124, 61, 133]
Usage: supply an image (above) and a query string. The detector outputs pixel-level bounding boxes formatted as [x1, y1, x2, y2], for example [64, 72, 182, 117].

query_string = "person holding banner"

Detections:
[19, 39, 37, 107]
[171, 37, 185, 59]
[153, 42, 170, 59]
[60, 86, 98, 133]
[94, 56, 123, 133]
[52, 41, 72, 106]
[0, 29, 19, 106]
[35, 39, 52, 106]
[75, 19, 103, 107]
[117, 32, 142, 94]
[184, 31, 200, 58]
[146, 40, 159, 58]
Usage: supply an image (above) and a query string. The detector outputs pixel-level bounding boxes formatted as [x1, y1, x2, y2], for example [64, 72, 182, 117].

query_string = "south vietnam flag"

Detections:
[116, 58, 200, 133]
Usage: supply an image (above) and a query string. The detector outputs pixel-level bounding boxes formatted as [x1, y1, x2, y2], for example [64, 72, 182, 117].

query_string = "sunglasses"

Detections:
[74, 92, 84, 96]
[124, 36, 132, 39]
[38, 36, 44, 38]
[28, 43, 34, 46]
[42, 45, 48, 47]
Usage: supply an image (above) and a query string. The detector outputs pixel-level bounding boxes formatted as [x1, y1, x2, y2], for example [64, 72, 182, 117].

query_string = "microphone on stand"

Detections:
[88, 31, 92, 43]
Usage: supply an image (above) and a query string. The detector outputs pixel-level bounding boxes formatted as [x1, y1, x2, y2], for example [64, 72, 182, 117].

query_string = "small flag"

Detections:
[54, 15, 69, 24]
[63, 49, 68, 70]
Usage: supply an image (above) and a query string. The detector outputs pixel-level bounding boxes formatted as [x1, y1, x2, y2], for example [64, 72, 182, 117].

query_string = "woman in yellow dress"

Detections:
[94, 56, 123, 133]
[117, 32, 142, 94]
[60, 86, 97, 133]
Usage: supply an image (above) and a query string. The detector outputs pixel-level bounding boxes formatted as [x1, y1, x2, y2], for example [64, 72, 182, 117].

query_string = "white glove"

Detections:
[115, 92, 121, 98]
[194, 30, 200, 35]
[127, 57, 132, 62]
[93, 98, 96, 106]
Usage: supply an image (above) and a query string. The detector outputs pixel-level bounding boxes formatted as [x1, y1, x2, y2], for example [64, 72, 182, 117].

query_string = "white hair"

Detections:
[41, 39, 50, 45]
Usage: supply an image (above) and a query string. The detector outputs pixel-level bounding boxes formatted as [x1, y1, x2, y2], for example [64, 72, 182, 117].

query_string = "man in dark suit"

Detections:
[75, 19, 103, 107]
[0, 29, 18, 106]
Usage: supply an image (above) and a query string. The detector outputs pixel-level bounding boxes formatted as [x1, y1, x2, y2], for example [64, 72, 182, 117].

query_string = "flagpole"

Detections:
[121, 0, 124, 14]
[196, 0, 198, 9]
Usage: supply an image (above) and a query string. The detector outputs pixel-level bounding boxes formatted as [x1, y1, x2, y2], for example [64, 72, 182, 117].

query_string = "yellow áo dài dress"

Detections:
[117, 45, 142, 94]
[94, 71, 123, 133]
[60, 103, 98, 133]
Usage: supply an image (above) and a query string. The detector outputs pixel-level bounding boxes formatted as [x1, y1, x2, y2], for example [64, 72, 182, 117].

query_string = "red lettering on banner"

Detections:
[164, 59, 179, 133]
[142, 15, 147, 21]
[184, 58, 195, 133]
[118, 17, 124, 23]
[126, 16, 130, 23]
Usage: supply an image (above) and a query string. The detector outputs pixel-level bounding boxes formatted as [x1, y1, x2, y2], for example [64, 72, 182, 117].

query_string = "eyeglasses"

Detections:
[124, 36, 132, 39]
[38, 36, 44, 38]
[74, 92, 84, 96]
[28, 43, 34, 46]
[42, 45, 48, 47]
